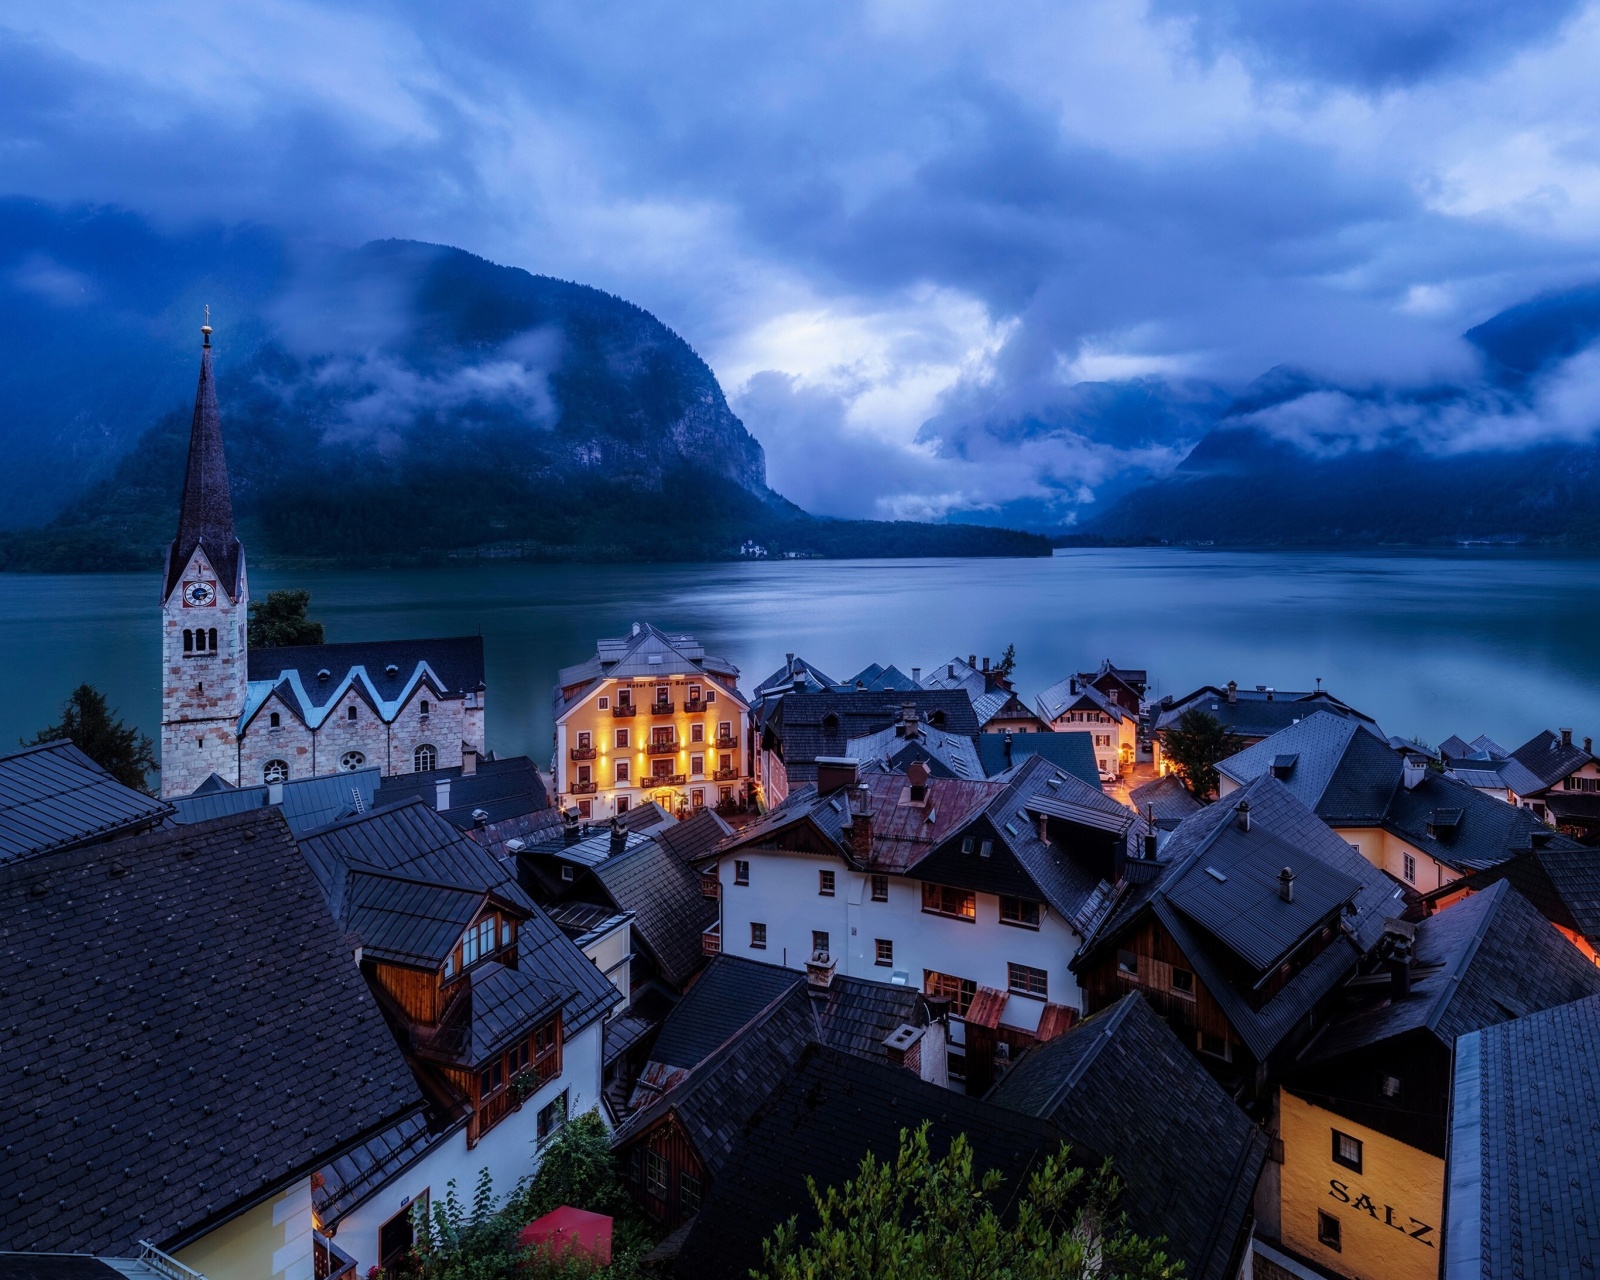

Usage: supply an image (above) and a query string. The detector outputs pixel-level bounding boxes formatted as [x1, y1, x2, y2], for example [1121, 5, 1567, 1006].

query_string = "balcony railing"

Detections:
[570, 780, 598, 794]
[569, 746, 597, 760]
[647, 738, 680, 755]
[650, 700, 675, 716]
[715, 734, 738, 749]
[700, 874, 720, 899]
[313, 1234, 358, 1280]
[611, 703, 638, 717]
[713, 766, 741, 781]
[683, 699, 707, 715]
[702, 923, 722, 955]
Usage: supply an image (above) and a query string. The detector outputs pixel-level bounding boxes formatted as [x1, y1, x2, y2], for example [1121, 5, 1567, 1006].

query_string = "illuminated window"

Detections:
[577, 731, 591, 750]
[1332, 1130, 1363, 1173]
[263, 760, 289, 784]
[615, 761, 630, 783]
[921, 882, 976, 921]
[924, 970, 976, 1016]
[577, 764, 592, 785]
[414, 744, 437, 772]
[691, 788, 704, 807]
[690, 723, 704, 743]
[690, 754, 704, 775]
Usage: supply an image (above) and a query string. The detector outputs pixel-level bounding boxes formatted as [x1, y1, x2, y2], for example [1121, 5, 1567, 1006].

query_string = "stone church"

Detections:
[159, 324, 486, 798]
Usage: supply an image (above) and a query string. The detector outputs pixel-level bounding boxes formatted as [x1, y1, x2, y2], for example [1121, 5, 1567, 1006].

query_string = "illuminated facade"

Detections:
[553, 623, 751, 818]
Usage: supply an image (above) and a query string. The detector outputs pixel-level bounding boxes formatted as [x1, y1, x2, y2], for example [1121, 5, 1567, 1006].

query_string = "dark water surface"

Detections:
[4, 549, 1598, 765]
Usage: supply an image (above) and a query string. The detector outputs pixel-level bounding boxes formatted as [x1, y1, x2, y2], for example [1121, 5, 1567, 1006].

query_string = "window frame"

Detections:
[1007, 961, 1048, 999]
[643, 1149, 668, 1200]
[998, 896, 1041, 929]
[921, 881, 977, 922]
[1171, 967, 1195, 997]
[1117, 949, 1140, 976]
[690, 723, 705, 743]
[870, 874, 889, 902]
[812, 929, 830, 958]
[750, 921, 767, 949]
[615, 728, 630, 750]
[924, 969, 978, 1017]
[819, 869, 836, 896]
[615, 760, 631, 783]
[263, 759, 289, 785]
[414, 743, 437, 772]
[875, 938, 893, 966]
[1402, 851, 1417, 883]
[536, 1090, 568, 1144]
[734, 859, 750, 885]
[679, 1171, 702, 1216]
[1332, 1130, 1363, 1174]
[1317, 1210, 1342, 1253]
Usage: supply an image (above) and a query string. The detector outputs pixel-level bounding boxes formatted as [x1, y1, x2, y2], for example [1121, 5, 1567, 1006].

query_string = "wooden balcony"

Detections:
[647, 738, 680, 755]
[702, 923, 722, 955]
[713, 766, 741, 781]
[650, 772, 687, 786]
[569, 746, 597, 760]
[683, 699, 707, 715]
[650, 700, 675, 716]
[611, 703, 638, 717]
[313, 1235, 357, 1280]
[570, 780, 598, 794]
[715, 734, 738, 749]
[700, 874, 720, 899]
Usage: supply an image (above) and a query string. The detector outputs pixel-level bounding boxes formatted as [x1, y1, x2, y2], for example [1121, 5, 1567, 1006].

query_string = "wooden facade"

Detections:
[621, 1112, 708, 1228]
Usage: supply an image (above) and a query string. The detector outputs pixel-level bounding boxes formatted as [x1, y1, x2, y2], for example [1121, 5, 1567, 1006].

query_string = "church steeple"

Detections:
[164, 314, 242, 601]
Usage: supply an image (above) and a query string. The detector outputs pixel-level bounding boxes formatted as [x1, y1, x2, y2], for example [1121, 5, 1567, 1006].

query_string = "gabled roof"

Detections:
[840, 662, 921, 691]
[1446, 993, 1600, 1280]
[171, 766, 379, 835]
[1433, 840, 1600, 949]
[919, 655, 997, 700]
[342, 869, 493, 967]
[1035, 675, 1131, 725]
[0, 740, 171, 864]
[976, 730, 1100, 785]
[164, 334, 242, 600]
[988, 993, 1268, 1280]
[1079, 775, 1405, 1061]
[1154, 686, 1377, 740]
[554, 623, 745, 718]
[590, 834, 718, 988]
[809, 972, 925, 1062]
[655, 809, 734, 864]
[673, 1042, 1070, 1280]
[374, 756, 547, 829]
[848, 720, 984, 779]
[1129, 774, 1204, 827]
[0, 809, 422, 1257]
[1505, 728, 1596, 793]
[970, 688, 1047, 730]
[416, 960, 569, 1066]
[760, 690, 980, 778]
[244, 636, 484, 731]
[1439, 733, 1508, 762]
[753, 654, 837, 702]
[1304, 881, 1600, 1065]
[648, 955, 805, 1069]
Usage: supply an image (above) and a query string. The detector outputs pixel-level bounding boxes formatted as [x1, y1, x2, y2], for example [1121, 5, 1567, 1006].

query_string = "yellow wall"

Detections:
[177, 1179, 313, 1280]
[1278, 1089, 1440, 1280]
[1338, 826, 1458, 893]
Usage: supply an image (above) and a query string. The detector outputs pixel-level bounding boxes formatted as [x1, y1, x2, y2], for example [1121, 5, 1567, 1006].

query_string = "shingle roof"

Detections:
[1154, 686, 1376, 740]
[1446, 993, 1600, 1280]
[1507, 728, 1596, 792]
[1435, 840, 1600, 949]
[1034, 676, 1132, 725]
[753, 655, 837, 702]
[373, 756, 548, 829]
[0, 808, 423, 1256]
[1129, 774, 1203, 826]
[810, 972, 925, 1062]
[418, 960, 568, 1066]
[590, 835, 717, 988]
[840, 662, 921, 691]
[762, 690, 980, 782]
[673, 1043, 1070, 1280]
[977, 731, 1100, 784]
[554, 624, 745, 718]
[0, 740, 171, 864]
[244, 636, 485, 730]
[647, 955, 804, 1069]
[987, 993, 1268, 1280]
[164, 335, 242, 600]
[655, 809, 734, 864]
[848, 721, 984, 779]
[1307, 881, 1600, 1065]
[171, 767, 379, 836]
[342, 869, 491, 967]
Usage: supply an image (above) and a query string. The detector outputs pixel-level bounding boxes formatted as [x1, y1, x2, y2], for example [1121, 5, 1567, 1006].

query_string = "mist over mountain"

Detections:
[0, 201, 1044, 567]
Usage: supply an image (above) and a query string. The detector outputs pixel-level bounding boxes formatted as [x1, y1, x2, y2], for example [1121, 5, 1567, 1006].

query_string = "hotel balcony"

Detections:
[650, 772, 688, 786]
[647, 738, 680, 755]
[713, 766, 741, 781]
[611, 703, 638, 717]
[715, 734, 738, 749]
[570, 780, 598, 794]
[683, 698, 707, 715]
[650, 700, 675, 715]
[569, 746, 597, 760]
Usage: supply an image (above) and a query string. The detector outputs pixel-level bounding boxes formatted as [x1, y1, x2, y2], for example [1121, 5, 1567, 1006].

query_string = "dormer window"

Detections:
[446, 910, 517, 979]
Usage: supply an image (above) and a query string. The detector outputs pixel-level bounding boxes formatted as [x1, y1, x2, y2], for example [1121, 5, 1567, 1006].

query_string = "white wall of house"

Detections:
[326, 1019, 605, 1274]
[581, 918, 633, 1005]
[711, 847, 1085, 1032]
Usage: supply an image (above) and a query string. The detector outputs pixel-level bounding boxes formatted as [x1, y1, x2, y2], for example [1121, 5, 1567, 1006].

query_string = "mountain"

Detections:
[1082, 284, 1600, 547]
[0, 202, 1047, 568]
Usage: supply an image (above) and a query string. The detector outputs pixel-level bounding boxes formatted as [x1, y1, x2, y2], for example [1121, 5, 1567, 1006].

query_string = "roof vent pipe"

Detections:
[1236, 799, 1251, 832]
[1227, 680, 1237, 705]
[435, 779, 451, 811]
[1278, 866, 1295, 903]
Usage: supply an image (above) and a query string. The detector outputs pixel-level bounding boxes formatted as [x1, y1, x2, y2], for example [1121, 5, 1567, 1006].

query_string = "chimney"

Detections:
[817, 757, 860, 796]
[1561, 727, 1574, 749]
[1587, 737, 1594, 755]
[1236, 799, 1251, 832]
[267, 781, 284, 805]
[805, 950, 838, 988]
[981, 656, 990, 673]
[471, 808, 489, 829]
[1227, 680, 1237, 704]
[1069, 676, 1079, 694]
[562, 806, 583, 844]
[786, 652, 795, 667]
[1278, 866, 1295, 903]
[1002, 730, 1014, 766]
[845, 784, 874, 854]
[968, 654, 977, 668]
[1403, 755, 1427, 790]
[461, 746, 478, 776]
[882, 1024, 923, 1067]
[435, 779, 451, 811]
[1382, 919, 1416, 997]
[1266, 687, 1275, 702]
[911, 667, 921, 685]
[947, 664, 955, 679]
[1143, 830, 1159, 860]
[907, 759, 930, 804]
[609, 817, 627, 855]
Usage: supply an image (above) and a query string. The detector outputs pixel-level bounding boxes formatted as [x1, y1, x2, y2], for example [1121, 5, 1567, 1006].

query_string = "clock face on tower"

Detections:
[182, 580, 217, 608]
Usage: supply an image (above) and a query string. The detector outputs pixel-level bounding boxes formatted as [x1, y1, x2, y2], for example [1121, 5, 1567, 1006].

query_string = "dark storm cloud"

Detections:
[5, 0, 1600, 522]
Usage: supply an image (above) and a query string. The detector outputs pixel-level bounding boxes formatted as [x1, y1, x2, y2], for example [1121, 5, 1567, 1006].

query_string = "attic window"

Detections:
[347, 705, 358, 721]
[385, 664, 399, 676]
[317, 669, 331, 682]
[823, 713, 840, 732]
[1205, 867, 1228, 883]
[1003, 821, 1019, 836]
[647, 655, 663, 665]
[269, 712, 280, 728]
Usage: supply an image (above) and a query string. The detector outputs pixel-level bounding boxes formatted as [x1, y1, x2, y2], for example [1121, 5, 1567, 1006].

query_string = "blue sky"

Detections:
[5, 0, 1600, 521]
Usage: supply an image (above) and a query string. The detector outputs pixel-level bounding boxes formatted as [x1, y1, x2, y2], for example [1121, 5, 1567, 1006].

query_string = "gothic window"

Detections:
[183, 629, 194, 653]
[347, 705, 358, 721]
[208, 628, 218, 650]
[269, 712, 281, 728]
[263, 760, 289, 784]
[414, 744, 437, 772]
[339, 751, 366, 772]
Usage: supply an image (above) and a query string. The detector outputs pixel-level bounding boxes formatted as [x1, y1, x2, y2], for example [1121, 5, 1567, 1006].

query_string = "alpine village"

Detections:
[7, 330, 1600, 1280]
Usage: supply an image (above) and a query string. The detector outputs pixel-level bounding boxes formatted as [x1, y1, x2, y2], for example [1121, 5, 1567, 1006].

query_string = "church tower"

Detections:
[159, 319, 249, 798]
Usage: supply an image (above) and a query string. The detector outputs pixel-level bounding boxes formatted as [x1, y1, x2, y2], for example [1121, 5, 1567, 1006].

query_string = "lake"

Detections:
[4, 548, 1600, 767]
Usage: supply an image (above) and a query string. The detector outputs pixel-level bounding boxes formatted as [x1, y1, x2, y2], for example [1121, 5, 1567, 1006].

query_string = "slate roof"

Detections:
[243, 636, 485, 732]
[647, 955, 805, 1069]
[590, 835, 718, 988]
[299, 800, 616, 1035]
[761, 690, 980, 782]
[0, 740, 171, 864]
[917, 655, 992, 699]
[1035, 675, 1133, 725]
[0, 809, 423, 1256]
[753, 654, 837, 702]
[988, 993, 1268, 1280]
[1304, 882, 1600, 1065]
[554, 623, 745, 719]
[1445, 993, 1600, 1280]
[0, 1257, 170, 1280]
[314, 1108, 443, 1226]
[1129, 774, 1203, 827]
[342, 869, 492, 967]
[810, 972, 925, 1062]
[1439, 733, 1508, 762]
[469, 807, 566, 860]
[976, 731, 1100, 785]
[848, 721, 984, 779]
[655, 809, 734, 864]
[1154, 686, 1377, 740]
[1434, 840, 1600, 949]
[419, 960, 568, 1066]
[1505, 728, 1596, 793]
[373, 756, 548, 830]
[1078, 775, 1405, 1061]
[171, 767, 379, 836]
[164, 334, 242, 600]
[672, 1043, 1069, 1280]
[840, 662, 922, 691]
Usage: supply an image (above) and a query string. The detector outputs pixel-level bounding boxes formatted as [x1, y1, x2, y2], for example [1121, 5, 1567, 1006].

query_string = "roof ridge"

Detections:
[1423, 879, 1509, 1037]
[1040, 992, 1135, 1114]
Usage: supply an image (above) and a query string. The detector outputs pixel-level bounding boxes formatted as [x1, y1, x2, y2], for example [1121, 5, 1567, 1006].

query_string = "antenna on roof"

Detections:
[1315, 676, 1322, 691]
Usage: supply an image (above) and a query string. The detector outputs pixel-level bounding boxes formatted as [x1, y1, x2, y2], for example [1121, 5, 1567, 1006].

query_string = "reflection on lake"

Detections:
[4, 548, 1599, 768]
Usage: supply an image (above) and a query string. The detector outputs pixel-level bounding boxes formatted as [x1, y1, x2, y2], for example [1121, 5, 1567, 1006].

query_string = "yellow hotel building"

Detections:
[553, 623, 751, 818]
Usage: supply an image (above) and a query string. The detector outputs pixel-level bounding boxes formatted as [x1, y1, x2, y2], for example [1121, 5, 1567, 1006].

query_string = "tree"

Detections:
[994, 644, 1018, 680]
[759, 1123, 1183, 1280]
[31, 683, 158, 792]
[248, 589, 325, 647]
[1161, 709, 1243, 801]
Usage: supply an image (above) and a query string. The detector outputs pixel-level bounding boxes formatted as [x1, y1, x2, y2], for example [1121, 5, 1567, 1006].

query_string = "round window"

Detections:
[339, 751, 367, 772]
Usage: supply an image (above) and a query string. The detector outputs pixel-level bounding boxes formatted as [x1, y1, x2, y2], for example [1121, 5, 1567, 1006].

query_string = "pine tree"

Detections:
[32, 684, 159, 792]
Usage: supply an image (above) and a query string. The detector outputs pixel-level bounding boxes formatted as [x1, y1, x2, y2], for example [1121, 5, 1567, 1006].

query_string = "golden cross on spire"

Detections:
[202, 304, 212, 348]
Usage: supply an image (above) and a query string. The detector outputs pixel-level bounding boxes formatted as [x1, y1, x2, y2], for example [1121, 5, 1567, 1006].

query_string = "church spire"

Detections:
[164, 314, 242, 600]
